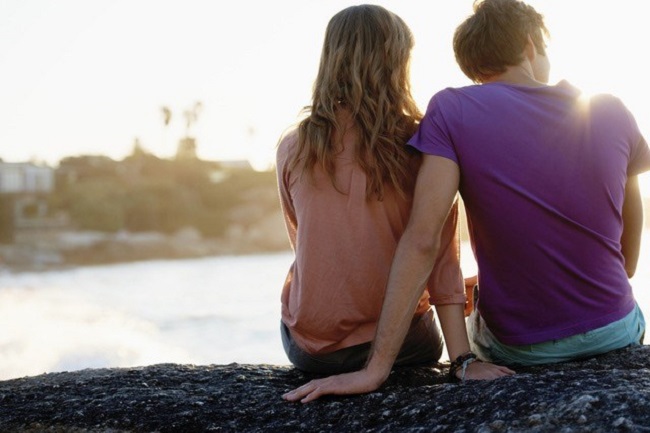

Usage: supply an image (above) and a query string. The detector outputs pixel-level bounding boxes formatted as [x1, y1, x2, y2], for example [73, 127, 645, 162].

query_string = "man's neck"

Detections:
[484, 64, 546, 87]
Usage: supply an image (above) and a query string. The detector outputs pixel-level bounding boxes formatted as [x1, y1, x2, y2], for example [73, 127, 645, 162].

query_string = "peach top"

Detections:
[276, 126, 465, 354]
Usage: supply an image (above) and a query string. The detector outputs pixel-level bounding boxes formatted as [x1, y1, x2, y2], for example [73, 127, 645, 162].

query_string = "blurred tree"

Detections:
[131, 137, 148, 158]
[65, 179, 125, 232]
[0, 196, 15, 243]
[58, 155, 118, 178]
[175, 101, 203, 160]
[123, 180, 198, 233]
[161, 106, 172, 156]
[183, 101, 203, 138]
[50, 150, 278, 238]
[161, 106, 172, 127]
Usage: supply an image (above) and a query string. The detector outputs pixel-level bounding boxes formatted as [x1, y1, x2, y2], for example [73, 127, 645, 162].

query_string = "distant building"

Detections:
[207, 159, 254, 184]
[0, 162, 55, 243]
[0, 162, 54, 193]
[218, 160, 252, 170]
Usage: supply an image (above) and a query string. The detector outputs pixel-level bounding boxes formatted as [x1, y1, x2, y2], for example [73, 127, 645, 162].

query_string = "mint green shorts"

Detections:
[467, 303, 645, 367]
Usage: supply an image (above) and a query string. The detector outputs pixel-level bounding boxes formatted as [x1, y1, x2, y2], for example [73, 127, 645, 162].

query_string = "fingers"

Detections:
[283, 380, 319, 402]
[283, 378, 335, 403]
[463, 361, 516, 380]
[300, 386, 324, 403]
[282, 371, 383, 403]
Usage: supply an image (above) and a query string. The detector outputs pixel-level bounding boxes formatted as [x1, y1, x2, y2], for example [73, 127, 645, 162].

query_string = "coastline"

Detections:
[0, 210, 290, 273]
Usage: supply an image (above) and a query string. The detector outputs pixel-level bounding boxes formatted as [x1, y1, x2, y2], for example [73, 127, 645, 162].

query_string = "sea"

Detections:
[1, 235, 649, 381]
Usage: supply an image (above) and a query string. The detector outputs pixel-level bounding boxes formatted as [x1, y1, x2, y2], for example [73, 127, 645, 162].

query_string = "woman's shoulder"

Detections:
[277, 126, 299, 156]
[278, 126, 299, 148]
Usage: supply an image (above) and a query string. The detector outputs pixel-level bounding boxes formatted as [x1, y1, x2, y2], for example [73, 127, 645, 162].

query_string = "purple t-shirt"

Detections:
[410, 80, 650, 345]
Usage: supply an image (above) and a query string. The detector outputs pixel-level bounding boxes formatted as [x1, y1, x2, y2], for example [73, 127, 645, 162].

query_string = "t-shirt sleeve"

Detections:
[623, 103, 650, 176]
[426, 199, 466, 305]
[628, 136, 650, 176]
[408, 90, 459, 165]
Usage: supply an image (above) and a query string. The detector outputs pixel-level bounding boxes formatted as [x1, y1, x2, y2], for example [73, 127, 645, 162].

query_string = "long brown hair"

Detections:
[291, 4, 422, 200]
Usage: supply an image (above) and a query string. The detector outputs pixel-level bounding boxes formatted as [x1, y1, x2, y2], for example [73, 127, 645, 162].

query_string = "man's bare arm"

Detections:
[621, 175, 643, 278]
[365, 156, 463, 370]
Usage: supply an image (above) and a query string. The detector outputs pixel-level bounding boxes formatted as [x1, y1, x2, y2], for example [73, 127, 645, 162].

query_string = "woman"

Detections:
[275, 4, 466, 374]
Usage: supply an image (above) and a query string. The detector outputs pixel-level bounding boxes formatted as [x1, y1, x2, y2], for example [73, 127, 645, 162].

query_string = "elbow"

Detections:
[623, 253, 638, 279]
[406, 230, 441, 260]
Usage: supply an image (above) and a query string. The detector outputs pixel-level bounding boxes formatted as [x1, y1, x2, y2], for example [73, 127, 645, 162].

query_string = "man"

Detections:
[284, 0, 650, 402]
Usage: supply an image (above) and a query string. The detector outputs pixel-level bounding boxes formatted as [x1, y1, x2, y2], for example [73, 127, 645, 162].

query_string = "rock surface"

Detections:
[1, 345, 650, 432]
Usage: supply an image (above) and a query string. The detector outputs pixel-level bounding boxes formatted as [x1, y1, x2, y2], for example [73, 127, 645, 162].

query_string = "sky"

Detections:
[0, 0, 649, 193]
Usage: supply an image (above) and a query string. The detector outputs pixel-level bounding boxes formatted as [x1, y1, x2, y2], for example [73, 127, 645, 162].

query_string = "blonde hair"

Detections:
[292, 4, 422, 200]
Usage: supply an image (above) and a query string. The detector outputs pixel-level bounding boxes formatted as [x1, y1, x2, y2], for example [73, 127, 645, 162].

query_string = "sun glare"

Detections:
[576, 91, 592, 110]
[537, 0, 650, 196]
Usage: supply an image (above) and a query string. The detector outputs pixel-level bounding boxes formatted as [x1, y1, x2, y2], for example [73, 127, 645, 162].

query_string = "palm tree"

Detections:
[183, 101, 203, 138]
[161, 106, 172, 157]
[161, 106, 172, 127]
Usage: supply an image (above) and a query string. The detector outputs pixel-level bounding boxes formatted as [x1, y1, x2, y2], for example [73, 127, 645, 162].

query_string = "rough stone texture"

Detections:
[2, 345, 650, 432]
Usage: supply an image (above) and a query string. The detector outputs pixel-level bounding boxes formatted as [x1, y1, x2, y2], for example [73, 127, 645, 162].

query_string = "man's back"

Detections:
[410, 80, 647, 345]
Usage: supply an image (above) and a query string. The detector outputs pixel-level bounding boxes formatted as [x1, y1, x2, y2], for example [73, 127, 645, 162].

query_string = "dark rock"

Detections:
[1, 346, 650, 432]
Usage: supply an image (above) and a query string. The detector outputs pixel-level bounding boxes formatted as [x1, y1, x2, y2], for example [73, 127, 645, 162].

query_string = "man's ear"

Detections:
[524, 34, 537, 62]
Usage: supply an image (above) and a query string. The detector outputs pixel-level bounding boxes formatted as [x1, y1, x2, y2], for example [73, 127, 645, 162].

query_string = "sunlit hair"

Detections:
[291, 4, 422, 200]
[453, 0, 550, 83]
